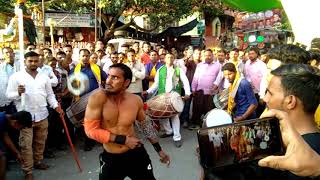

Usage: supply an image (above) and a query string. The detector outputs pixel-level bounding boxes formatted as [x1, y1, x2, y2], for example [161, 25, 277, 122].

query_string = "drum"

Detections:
[213, 88, 229, 109]
[146, 92, 184, 119]
[66, 90, 96, 127]
[202, 109, 232, 128]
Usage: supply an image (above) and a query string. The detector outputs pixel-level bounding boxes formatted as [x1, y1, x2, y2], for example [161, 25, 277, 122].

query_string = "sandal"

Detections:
[34, 162, 49, 170]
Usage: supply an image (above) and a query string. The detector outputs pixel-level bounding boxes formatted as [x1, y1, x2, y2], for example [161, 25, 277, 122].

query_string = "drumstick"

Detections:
[58, 106, 83, 172]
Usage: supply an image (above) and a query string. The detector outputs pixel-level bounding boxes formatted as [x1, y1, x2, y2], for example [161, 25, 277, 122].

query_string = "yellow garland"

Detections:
[227, 72, 241, 114]
[74, 62, 101, 85]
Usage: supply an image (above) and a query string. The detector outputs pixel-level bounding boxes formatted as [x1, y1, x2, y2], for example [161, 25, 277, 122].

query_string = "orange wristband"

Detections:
[84, 118, 110, 144]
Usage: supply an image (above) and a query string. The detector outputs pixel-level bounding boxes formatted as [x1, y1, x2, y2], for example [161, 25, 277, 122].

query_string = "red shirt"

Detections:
[140, 53, 150, 65]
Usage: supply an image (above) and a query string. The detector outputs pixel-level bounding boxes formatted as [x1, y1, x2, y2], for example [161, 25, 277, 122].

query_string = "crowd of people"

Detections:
[0, 38, 319, 180]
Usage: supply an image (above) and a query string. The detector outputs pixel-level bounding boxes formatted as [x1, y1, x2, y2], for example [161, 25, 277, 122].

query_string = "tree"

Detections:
[45, 0, 193, 41]
[0, 0, 15, 14]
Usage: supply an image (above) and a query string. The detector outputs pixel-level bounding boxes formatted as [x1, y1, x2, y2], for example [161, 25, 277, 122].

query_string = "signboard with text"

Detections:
[45, 13, 95, 28]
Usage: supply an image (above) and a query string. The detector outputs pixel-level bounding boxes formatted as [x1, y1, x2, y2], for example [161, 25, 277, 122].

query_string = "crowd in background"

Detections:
[0, 38, 320, 179]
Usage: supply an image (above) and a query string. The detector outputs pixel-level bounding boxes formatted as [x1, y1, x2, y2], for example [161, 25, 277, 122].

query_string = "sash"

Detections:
[74, 62, 101, 101]
[149, 64, 157, 87]
[227, 72, 243, 114]
[74, 62, 101, 85]
[158, 66, 181, 95]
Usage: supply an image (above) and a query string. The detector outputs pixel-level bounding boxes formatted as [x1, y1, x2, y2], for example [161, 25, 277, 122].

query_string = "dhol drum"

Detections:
[202, 109, 232, 128]
[213, 88, 229, 109]
[66, 90, 96, 127]
[146, 92, 184, 119]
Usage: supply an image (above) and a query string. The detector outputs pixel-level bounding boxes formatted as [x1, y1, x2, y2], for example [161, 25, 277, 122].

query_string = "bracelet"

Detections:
[152, 142, 162, 152]
[114, 135, 126, 145]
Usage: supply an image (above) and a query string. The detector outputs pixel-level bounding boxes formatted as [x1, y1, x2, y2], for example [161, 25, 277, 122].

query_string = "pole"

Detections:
[42, 0, 45, 44]
[59, 109, 82, 172]
[17, 8, 24, 71]
[95, 0, 97, 42]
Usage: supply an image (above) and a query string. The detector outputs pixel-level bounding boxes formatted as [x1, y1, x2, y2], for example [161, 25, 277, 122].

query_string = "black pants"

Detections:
[99, 146, 156, 180]
[191, 90, 215, 126]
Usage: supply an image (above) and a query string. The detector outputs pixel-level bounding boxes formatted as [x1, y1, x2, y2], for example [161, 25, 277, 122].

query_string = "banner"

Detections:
[45, 13, 95, 28]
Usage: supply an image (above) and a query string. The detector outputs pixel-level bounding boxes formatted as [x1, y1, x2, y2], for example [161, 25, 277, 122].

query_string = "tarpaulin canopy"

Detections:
[222, 0, 282, 12]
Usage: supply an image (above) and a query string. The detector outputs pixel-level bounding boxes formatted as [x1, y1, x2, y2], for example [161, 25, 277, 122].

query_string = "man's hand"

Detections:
[258, 109, 320, 177]
[233, 116, 244, 122]
[18, 85, 25, 96]
[15, 152, 24, 164]
[158, 150, 170, 167]
[142, 91, 148, 97]
[125, 136, 142, 149]
[183, 95, 190, 101]
[55, 106, 64, 117]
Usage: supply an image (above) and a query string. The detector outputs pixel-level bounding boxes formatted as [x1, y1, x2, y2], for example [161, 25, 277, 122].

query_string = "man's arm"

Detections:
[179, 68, 191, 96]
[132, 63, 145, 80]
[191, 65, 200, 92]
[84, 90, 114, 144]
[6, 74, 20, 100]
[3, 132, 23, 163]
[234, 81, 258, 121]
[49, 69, 58, 87]
[146, 69, 159, 94]
[136, 97, 158, 143]
[213, 70, 224, 87]
[135, 97, 170, 165]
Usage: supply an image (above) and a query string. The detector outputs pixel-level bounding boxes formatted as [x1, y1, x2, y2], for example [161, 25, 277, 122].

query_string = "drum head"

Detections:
[170, 92, 184, 113]
[204, 109, 232, 127]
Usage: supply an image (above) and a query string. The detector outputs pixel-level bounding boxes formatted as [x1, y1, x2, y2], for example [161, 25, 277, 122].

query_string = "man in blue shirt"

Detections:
[0, 111, 32, 180]
[69, 49, 107, 96]
[222, 63, 258, 122]
[69, 49, 107, 151]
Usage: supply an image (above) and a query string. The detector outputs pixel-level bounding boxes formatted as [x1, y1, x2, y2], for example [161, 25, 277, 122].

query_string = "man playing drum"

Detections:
[84, 63, 170, 180]
[143, 53, 191, 148]
[69, 49, 107, 151]
[222, 63, 258, 122]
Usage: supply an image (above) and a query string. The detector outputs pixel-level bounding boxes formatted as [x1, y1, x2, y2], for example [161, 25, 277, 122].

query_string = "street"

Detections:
[6, 129, 202, 180]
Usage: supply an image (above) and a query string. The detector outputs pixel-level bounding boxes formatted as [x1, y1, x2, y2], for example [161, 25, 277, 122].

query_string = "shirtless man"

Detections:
[84, 63, 170, 180]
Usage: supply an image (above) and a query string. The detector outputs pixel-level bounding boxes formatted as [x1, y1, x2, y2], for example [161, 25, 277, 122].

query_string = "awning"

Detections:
[155, 18, 199, 38]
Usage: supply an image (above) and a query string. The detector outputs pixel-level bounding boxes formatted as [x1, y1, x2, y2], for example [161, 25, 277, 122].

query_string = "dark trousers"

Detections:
[255, 94, 266, 118]
[47, 108, 64, 149]
[61, 97, 75, 143]
[191, 90, 215, 126]
[99, 146, 155, 180]
[180, 97, 192, 124]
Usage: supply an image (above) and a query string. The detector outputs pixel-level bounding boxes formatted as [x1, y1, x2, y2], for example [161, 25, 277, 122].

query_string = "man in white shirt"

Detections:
[6, 51, 63, 180]
[103, 51, 118, 74]
[0, 47, 18, 114]
[143, 53, 191, 148]
[35, 49, 58, 87]
[125, 49, 145, 96]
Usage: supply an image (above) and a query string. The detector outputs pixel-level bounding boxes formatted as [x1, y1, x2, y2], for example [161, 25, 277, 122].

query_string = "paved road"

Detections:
[6, 129, 202, 180]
